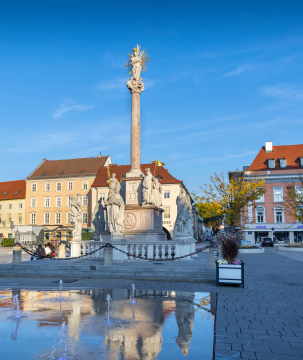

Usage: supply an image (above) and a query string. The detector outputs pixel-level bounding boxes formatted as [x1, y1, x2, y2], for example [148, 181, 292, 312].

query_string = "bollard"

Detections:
[209, 246, 219, 268]
[58, 242, 66, 258]
[104, 243, 113, 266]
[13, 243, 22, 265]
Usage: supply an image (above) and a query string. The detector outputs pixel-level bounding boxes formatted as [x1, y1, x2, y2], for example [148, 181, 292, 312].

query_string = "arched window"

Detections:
[255, 206, 266, 223]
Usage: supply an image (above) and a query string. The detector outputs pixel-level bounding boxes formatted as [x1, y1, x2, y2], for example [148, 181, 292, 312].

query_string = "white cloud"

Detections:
[259, 83, 303, 99]
[225, 65, 252, 77]
[52, 98, 94, 118]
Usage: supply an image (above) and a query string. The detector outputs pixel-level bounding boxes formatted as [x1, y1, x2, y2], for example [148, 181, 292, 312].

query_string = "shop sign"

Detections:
[256, 226, 267, 229]
[298, 225, 303, 228]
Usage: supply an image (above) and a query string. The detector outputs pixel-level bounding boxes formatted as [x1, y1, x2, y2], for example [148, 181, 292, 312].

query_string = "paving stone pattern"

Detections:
[214, 248, 303, 360]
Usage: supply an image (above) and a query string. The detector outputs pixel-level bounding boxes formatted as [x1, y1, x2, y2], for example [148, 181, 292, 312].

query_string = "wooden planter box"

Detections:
[216, 261, 245, 288]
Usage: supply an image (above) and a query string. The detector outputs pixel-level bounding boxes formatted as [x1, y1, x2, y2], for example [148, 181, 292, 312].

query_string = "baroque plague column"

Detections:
[122, 45, 166, 241]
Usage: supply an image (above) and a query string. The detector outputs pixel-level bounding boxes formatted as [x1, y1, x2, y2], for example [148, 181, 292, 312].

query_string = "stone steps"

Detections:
[0, 264, 215, 282]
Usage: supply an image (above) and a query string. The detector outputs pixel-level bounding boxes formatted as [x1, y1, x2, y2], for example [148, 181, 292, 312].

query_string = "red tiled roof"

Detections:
[92, 163, 182, 187]
[0, 180, 26, 200]
[27, 156, 109, 180]
[248, 144, 303, 171]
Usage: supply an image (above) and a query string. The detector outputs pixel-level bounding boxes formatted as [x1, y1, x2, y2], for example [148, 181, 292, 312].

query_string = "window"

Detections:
[8, 204, 12, 210]
[18, 216, 22, 224]
[56, 197, 62, 207]
[256, 206, 265, 223]
[82, 195, 88, 206]
[19, 203, 22, 209]
[67, 212, 72, 224]
[255, 193, 264, 203]
[45, 183, 51, 191]
[30, 213, 36, 225]
[68, 181, 74, 191]
[164, 207, 170, 218]
[82, 213, 88, 224]
[67, 196, 72, 207]
[268, 159, 275, 169]
[164, 190, 170, 199]
[276, 211, 283, 223]
[300, 158, 303, 167]
[56, 182, 62, 191]
[274, 207, 284, 223]
[274, 187, 283, 203]
[31, 183, 37, 192]
[82, 181, 88, 190]
[99, 193, 105, 201]
[31, 198, 37, 208]
[295, 186, 303, 197]
[14, 191, 19, 195]
[44, 213, 50, 224]
[0, 205, 1, 210]
[279, 158, 287, 168]
[8, 217, 11, 224]
[44, 197, 50, 208]
[55, 212, 61, 224]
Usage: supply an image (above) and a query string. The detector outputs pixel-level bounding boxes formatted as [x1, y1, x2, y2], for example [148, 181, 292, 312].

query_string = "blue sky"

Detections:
[1, 1, 303, 192]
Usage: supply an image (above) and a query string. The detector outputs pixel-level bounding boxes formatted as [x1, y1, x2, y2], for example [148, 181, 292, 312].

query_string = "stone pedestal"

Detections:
[13, 245, 21, 264]
[71, 242, 82, 257]
[124, 205, 166, 242]
[58, 243, 66, 258]
[104, 244, 113, 266]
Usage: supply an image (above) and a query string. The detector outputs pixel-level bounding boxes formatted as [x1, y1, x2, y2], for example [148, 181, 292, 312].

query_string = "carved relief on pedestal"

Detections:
[126, 181, 140, 204]
[124, 213, 137, 230]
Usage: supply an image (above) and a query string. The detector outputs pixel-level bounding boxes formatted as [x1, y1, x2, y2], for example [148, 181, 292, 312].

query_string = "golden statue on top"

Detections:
[124, 44, 151, 80]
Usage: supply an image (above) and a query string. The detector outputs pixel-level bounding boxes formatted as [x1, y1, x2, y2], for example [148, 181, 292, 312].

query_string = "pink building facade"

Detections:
[242, 142, 303, 245]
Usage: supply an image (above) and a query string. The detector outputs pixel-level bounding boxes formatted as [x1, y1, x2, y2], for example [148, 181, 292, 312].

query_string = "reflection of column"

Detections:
[175, 294, 195, 356]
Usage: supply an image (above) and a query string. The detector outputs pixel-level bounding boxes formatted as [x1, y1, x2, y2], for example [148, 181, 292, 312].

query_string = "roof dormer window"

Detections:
[299, 157, 303, 167]
[268, 159, 275, 169]
[3, 192, 8, 196]
[279, 158, 287, 168]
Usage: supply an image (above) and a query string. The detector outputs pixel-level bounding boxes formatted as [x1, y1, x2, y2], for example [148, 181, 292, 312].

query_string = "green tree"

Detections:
[194, 201, 223, 234]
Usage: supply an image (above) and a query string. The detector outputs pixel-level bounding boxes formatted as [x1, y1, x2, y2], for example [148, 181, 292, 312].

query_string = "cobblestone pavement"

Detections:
[0, 245, 302, 359]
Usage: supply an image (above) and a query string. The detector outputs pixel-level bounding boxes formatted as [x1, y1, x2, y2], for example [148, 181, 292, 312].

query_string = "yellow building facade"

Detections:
[25, 155, 110, 240]
[0, 180, 26, 239]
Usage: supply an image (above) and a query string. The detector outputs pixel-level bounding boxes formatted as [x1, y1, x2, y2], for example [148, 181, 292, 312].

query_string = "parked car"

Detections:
[261, 237, 274, 247]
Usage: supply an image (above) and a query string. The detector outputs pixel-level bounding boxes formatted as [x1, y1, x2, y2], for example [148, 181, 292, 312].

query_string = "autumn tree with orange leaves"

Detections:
[193, 172, 266, 233]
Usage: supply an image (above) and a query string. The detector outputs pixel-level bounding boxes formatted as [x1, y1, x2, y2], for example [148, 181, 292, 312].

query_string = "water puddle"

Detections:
[0, 288, 216, 359]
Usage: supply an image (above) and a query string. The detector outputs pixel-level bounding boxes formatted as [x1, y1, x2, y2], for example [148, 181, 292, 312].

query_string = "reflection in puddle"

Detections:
[0, 288, 216, 359]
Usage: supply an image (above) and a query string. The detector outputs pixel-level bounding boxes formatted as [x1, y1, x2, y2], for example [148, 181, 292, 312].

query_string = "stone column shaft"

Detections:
[131, 92, 141, 173]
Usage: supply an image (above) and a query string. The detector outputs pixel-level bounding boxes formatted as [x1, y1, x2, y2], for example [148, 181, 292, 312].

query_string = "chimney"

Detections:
[265, 141, 273, 152]
[98, 152, 102, 157]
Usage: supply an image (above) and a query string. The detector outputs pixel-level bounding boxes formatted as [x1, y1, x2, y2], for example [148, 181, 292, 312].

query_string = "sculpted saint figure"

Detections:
[105, 173, 124, 234]
[151, 176, 162, 207]
[142, 168, 154, 205]
[174, 188, 193, 235]
[69, 194, 82, 240]
[130, 52, 142, 79]
[92, 199, 105, 239]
